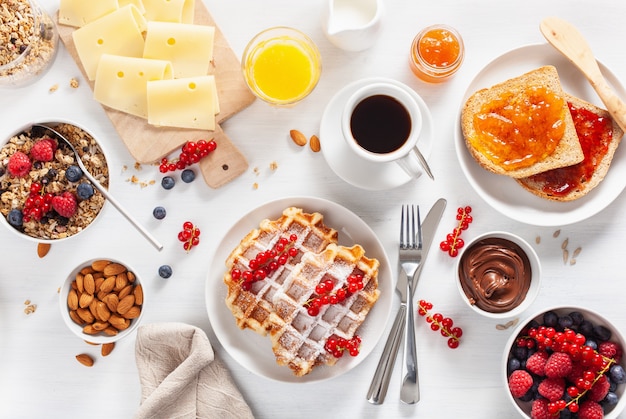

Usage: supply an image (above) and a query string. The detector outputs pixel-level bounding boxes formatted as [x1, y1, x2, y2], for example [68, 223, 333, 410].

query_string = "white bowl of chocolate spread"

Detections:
[456, 231, 540, 319]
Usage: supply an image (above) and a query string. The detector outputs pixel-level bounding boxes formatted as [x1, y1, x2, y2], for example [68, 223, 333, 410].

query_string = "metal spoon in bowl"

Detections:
[33, 124, 163, 251]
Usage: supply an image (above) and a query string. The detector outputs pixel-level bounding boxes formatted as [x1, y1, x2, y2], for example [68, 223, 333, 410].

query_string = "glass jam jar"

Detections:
[0, 0, 59, 88]
[409, 24, 464, 83]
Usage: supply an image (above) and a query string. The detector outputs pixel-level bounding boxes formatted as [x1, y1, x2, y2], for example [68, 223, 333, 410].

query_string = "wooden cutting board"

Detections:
[56, 2, 256, 188]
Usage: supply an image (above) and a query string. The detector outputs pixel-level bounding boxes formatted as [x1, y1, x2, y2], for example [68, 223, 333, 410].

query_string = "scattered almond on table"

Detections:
[75, 353, 94, 367]
[37, 243, 51, 258]
[289, 129, 307, 146]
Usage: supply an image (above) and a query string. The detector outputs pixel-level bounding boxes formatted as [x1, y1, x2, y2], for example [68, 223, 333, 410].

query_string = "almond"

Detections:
[100, 276, 115, 293]
[92, 321, 109, 331]
[76, 353, 94, 367]
[109, 314, 130, 330]
[127, 271, 136, 283]
[69, 310, 84, 325]
[67, 289, 79, 311]
[101, 342, 115, 357]
[104, 263, 127, 276]
[103, 327, 119, 336]
[76, 307, 94, 323]
[84, 274, 95, 295]
[103, 294, 119, 312]
[133, 284, 144, 305]
[80, 266, 95, 275]
[290, 129, 307, 146]
[309, 135, 321, 152]
[114, 272, 128, 291]
[78, 292, 94, 309]
[82, 324, 99, 335]
[122, 306, 141, 319]
[117, 295, 135, 315]
[91, 260, 111, 272]
[37, 242, 51, 258]
[96, 301, 111, 322]
[118, 284, 133, 300]
[75, 273, 84, 293]
[94, 277, 104, 291]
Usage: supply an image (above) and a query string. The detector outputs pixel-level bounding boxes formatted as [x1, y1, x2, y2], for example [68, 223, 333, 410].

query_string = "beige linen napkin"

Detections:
[134, 322, 254, 419]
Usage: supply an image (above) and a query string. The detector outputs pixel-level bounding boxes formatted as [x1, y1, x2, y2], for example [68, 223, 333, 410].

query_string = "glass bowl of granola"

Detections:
[0, 120, 109, 243]
[0, 0, 59, 87]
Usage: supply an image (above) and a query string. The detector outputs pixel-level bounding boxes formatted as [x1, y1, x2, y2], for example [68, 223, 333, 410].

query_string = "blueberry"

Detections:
[543, 310, 558, 327]
[507, 358, 521, 374]
[513, 346, 528, 360]
[161, 176, 175, 190]
[153, 206, 166, 220]
[593, 325, 612, 341]
[585, 339, 598, 351]
[76, 182, 94, 200]
[602, 391, 619, 406]
[181, 169, 195, 183]
[610, 364, 626, 384]
[7, 209, 23, 227]
[65, 165, 83, 182]
[557, 315, 573, 330]
[579, 320, 594, 337]
[569, 311, 584, 326]
[158, 265, 172, 278]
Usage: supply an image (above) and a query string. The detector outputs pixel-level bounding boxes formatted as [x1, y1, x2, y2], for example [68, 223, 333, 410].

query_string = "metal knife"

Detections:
[366, 198, 447, 404]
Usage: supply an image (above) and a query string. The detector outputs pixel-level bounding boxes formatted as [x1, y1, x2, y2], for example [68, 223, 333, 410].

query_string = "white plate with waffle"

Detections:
[206, 196, 393, 383]
[455, 43, 626, 226]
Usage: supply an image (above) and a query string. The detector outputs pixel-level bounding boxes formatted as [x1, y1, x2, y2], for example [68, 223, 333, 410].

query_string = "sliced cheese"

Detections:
[147, 75, 218, 130]
[142, 0, 195, 24]
[94, 54, 173, 118]
[58, 0, 118, 28]
[118, 0, 146, 14]
[143, 21, 215, 78]
[72, 4, 147, 80]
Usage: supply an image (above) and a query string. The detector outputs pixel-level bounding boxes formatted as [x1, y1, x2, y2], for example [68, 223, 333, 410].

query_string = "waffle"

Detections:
[223, 207, 380, 376]
[224, 207, 339, 335]
[268, 243, 380, 376]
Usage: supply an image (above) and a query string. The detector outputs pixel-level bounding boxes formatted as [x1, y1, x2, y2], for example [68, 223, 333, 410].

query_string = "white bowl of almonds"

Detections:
[60, 258, 145, 344]
[0, 119, 109, 243]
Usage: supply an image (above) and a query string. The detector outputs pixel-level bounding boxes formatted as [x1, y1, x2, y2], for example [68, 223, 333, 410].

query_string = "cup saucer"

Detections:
[319, 77, 433, 190]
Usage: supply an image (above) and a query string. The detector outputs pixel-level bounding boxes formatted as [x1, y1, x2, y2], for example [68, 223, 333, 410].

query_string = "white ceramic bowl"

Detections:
[455, 231, 541, 319]
[59, 258, 144, 344]
[0, 119, 110, 243]
[503, 306, 626, 418]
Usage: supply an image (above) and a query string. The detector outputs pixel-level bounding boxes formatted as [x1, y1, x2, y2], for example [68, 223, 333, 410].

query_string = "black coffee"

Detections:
[350, 94, 412, 154]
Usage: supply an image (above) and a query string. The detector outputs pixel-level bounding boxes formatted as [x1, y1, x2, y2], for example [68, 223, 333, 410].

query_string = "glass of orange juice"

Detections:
[242, 27, 322, 106]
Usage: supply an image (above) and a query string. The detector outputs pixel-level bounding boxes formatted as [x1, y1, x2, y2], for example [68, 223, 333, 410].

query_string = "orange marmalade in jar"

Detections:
[410, 24, 464, 83]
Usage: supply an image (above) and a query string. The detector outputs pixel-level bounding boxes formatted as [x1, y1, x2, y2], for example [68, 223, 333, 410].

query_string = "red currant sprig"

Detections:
[23, 182, 53, 222]
[230, 234, 298, 291]
[304, 274, 364, 316]
[324, 334, 362, 358]
[439, 206, 473, 257]
[178, 221, 201, 251]
[159, 139, 217, 173]
[417, 300, 463, 348]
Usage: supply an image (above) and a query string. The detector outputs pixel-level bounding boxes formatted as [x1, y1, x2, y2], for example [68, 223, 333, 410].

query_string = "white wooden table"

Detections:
[1, 0, 626, 417]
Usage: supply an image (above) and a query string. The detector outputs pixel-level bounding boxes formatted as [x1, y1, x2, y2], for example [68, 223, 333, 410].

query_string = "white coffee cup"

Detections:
[341, 82, 426, 179]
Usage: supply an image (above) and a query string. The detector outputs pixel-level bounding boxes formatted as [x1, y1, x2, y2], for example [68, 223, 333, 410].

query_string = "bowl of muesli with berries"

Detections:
[0, 120, 109, 242]
[504, 306, 626, 419]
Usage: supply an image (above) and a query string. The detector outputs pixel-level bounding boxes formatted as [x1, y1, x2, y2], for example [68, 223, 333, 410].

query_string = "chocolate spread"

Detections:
[458, 237, 532, 313]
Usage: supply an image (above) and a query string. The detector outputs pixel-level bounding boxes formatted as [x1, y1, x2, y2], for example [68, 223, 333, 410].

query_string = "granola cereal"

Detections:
[0, 0, 58, 86]
[0, 123, 109, 240]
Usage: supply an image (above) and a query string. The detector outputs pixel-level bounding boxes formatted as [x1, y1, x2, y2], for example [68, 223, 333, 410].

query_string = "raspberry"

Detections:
[530, 398, 551, 419]
[526, 350, 549, 376]
[588, 374, 610, 402]
[578, 400, 604, 419]
[537, 377, 565, 402]
[7, 151, 31, 177]
[508, 369, 533, 398]
[598, 341, 622, 362]
[544, 352, 573, 378]
[567, 361, 585, 383]
[30, 138, 56, 162]
[51, 192, 77, 218]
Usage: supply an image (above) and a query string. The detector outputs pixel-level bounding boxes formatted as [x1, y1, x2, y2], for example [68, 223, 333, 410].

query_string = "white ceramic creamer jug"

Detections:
[321, 0, 384, 52]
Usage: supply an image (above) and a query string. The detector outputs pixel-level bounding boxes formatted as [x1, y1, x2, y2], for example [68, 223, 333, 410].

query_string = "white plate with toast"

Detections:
[455, 43, 626, 226]
[205, 196, 393, 383]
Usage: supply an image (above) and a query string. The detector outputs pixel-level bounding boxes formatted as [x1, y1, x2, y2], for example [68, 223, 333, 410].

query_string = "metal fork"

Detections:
[367, 205, 422, 404]
[399, 205, 422, 404]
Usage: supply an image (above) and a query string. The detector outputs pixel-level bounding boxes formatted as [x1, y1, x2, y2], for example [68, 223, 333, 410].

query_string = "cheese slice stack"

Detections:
[63, 0, 220, 131]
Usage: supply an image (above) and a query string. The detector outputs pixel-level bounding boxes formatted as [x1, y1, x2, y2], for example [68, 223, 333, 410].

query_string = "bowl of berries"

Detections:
[456, 231, 541, 319]
[504, 306, 626, 418]
[0, 120, 109, 243]
[59, 258, 145, 344]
